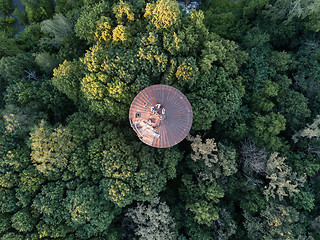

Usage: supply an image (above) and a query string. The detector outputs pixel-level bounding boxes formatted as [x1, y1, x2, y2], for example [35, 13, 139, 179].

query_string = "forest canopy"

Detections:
[0, 0, 320, 239]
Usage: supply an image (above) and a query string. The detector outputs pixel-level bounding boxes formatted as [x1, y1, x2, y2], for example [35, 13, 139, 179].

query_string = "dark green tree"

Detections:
[245, 203, 309, 239]
[32, 181, 67, 225]
[21, 0, 53, 22]
[63, 181, 120, 239]
[0, 31, 21, 58]
[11, 208, 37, 233]
[179, 174, 224, 226]
[74, 2, 111, 43]
[0, 0, 13, 15]
[15, 166, 45, 208]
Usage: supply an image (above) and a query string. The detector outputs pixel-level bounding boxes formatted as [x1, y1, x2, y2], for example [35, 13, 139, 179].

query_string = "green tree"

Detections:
[294, 44, 320, 113]
[0, 213, 10, 234]
[242, 26, 270, 50]
[0, 16, 16, 36]
[202, 0, 267, 40]
[0, 31, 21, 58]
[0, 132, 31, 194]
[21, 0, 53, 22]
[187, 67, 244, 130]
[2, 104, 46, 137]
[240, 48, 271, 93]
[63, 181, 120, 239]
[1, 232, 24, 240]
[125, 198, 177, 240]
[264, 152, 306, 201]
[13, 7, 28, 25]
[306, 11, 320, 32]
[200, 33, 248, 75]
[36, 220, 72, 239]
[277, 89, 310, 131]
[54, 0, 84, 14]
[187, 135, 237, 181]
[99, 138, 172, 207]
[252, 112, 286, 151]
[40, 14, 73, 47]
[30, 120, 76, 180]
[289, 184, 315, 212]
[74, 2, 111, 43]
[245, 203, 309, 239]
[52, 60, 85, 104]
[240, 188, 267, 214]
[287, 152, 320, 177]
[32, 181, 67, 226]
[16, 23, 42, 52]
[11, 208, 36, 233]
[251, 80, 279, 113]
[15, 166, 45, 207]
[0, 188, 18, 213]
[267, 51, 295, 73]
[4, 79, 75, 122]
[179, 174, 224, 226]
[293, 115, 320, 143]
[144, 0, 181, 30]
[0, 0, 13, 15]
[64, 111, 104, 179]
[0, 53, 36, 85]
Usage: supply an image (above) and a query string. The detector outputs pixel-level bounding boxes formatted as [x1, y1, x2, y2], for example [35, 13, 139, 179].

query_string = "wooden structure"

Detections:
[129, 85, 193, 148]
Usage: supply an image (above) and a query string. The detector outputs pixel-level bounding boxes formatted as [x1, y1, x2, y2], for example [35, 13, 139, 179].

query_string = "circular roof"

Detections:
[129, 85, 193, 148]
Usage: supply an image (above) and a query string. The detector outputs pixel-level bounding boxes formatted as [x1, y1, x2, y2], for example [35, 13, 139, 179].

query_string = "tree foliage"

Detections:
[52, 59, 85, 104]
[145, 0, 181, 30]
[63, 181, 120, 239]
[125, 197, 176, 240]
[0, 0, 320, 238]
[245, 203, 309, 239]
[264, 152, 306, 201]
[30, 120, 76, 180]
[21, 0, 53, 22]
[0, 0, 13, 15]
[293, 115, 320, 143]
[179, 174, 224, 226]
[11, 208, 36, 233]
[187, 135, 237, 181]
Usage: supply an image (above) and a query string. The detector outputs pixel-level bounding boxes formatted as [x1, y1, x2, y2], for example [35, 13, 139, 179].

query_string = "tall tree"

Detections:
[63, 181, 120, 239]
[264, 152, 306, 201]
[30, 120, 76, 180]
[125, 198, 176, 240]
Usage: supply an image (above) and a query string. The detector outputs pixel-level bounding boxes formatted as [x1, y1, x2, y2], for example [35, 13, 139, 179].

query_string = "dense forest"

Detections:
[0, 0, 320, 239]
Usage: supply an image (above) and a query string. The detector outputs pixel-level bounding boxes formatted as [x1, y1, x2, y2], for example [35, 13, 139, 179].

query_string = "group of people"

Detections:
[150, 103, 166, 116]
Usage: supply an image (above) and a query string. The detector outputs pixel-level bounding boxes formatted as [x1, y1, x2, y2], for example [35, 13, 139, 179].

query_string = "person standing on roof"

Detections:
[151, 106, 156, 114]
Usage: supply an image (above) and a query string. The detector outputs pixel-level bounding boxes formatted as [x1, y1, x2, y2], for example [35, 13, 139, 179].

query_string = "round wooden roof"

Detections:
[129, 85, 193, 148]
